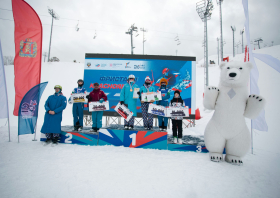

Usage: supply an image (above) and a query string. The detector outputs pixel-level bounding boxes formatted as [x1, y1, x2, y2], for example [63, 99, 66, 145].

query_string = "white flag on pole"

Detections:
[0, 39, 9, 119]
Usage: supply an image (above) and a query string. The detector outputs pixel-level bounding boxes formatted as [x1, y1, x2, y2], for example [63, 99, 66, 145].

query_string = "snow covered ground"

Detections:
[0, 46, 280, 198]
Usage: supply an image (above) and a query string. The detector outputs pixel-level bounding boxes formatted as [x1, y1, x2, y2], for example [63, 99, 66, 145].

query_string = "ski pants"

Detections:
[92, 111, 103, 129]
[141, 103, 153, 128]
[73, 103, 84, 127]
[172, 119, 182, 138]
[124, 116, 135, 127]
[158, 116, 168, 127]
[46, 133, 60, 139]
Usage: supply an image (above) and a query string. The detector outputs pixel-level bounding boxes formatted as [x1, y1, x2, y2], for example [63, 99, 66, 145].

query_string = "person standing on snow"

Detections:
[86, 83, 107, 132]
[68, 79, 86, 131]
[41, 85, 67, 145]
[169, 90, 185, 144]
[140, 76, 155, 130]
[156, 78, 171, 131]
[120, 74, 139, 130]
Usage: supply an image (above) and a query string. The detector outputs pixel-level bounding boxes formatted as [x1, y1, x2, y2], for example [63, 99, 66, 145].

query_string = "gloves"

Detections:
[150, 100, 155, 103]
[68, 101, 72, 104]
[137, 91, 140, 96]
[141, 101, 144, 103]
[99, 98, 104, 103]
[120, 101, 124, 105]
[167, 91, 170, 95]
[86, 95, 90, 99]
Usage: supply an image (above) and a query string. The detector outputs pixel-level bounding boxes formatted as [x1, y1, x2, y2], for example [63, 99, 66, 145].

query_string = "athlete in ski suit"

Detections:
[41, 85, 67, 144]
[86, 83, 107, 132]
[140, 76, 155, 130]
[120, 74, 139, 130]
[68, 79, 86, 131]
[156, 78, 170, 131]
[169, 90, 185, 144]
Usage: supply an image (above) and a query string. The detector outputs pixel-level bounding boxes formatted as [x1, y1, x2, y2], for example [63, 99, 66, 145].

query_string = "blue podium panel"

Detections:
[168, 143, 209, 153]
[167, 135, 226, 153]
[40, 126, 98, 146]
[98, 129, 168, 150]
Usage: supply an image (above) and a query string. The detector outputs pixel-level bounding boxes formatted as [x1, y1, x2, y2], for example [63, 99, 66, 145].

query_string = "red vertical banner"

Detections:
[12, 0, 42, 116]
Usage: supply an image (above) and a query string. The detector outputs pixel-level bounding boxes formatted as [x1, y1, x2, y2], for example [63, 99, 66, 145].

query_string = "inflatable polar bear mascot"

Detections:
[203, 61, 265, 165]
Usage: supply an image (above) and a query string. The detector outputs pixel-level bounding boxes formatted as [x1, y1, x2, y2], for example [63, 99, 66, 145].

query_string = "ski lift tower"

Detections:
[47, 7, 59, 62]
[196, 0, 214, 87]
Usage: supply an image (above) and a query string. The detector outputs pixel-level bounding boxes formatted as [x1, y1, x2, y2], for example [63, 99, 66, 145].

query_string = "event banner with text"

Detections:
[84, 54, 196, 117]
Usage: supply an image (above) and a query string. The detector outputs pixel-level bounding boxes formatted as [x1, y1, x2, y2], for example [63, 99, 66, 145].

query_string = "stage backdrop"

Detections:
[83, 54, 196, 118]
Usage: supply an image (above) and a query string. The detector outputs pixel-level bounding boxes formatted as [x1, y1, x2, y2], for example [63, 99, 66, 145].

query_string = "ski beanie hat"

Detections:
[159, 78, 168, 85]
[174, 90, 180, 96]
[94, 82, 99, 86]
[145, 76, 151, 82]
[77, 79, 84, 86]
[171, 90, 183, 104]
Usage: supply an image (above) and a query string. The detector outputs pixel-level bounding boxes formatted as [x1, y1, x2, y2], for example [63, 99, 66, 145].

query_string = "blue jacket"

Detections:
[140, 85, 155, 93]
[41, 93, 67, 134]
[156, 87, 170, 106]
[68, 86, 87, 103]
[120, 82, 139, 116]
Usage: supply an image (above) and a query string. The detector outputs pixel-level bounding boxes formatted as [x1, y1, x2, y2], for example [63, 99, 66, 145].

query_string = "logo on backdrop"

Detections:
[134, 64, 145, 69]
[20, 100, 37, 119]
[87, 62, 91, 67]
[19, 38, 37, 58]
[95, 64, 101, 67]
[125, 62, 131, 68]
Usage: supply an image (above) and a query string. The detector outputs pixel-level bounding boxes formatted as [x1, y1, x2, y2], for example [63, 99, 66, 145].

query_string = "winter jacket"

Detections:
[68, 86, 87, 103]
[156, 87, 170, 106]
[41, 93, 67, 134]
[120, 82, 139, 116]
[169, 96, 185, 120]
[88, 88, 107, 102]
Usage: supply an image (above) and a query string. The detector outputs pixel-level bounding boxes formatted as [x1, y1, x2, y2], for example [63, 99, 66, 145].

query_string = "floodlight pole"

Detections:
[47, 8, 59, 62]
[140, 28, 147, 55]
[126, 24, 138, 55]
[218, 0, 224, 62]
[196, 0, 213, 87]
[240, 29, 245, 53]
[231, 26, 236, 57]
[48, 13, 53, 62]
[217, 37, 219, 65]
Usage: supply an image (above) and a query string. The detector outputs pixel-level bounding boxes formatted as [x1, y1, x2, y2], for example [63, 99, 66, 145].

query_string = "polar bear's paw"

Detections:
[209, 152, 223, 162]
[225, 154, 243, 166]
[203, 86, 220, 110]
[244, 94, 266, 119]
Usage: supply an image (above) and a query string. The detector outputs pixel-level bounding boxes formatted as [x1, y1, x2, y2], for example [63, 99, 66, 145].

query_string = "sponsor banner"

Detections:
[85, 59, 147, 71]
[148, 104, 167, 117]
[88, 101, 109, 112]
[114, 103, 133, 121]
[141, 91, 162, 102]
[166, 106, 189, 117]
[70, 93, 88, 103]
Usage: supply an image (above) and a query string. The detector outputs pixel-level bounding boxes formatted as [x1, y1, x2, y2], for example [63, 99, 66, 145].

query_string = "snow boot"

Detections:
[43, 138, 52, 146]
[128, 126, 134, 130]
[90, 128, 97, 132]
[78, 127, 83, 132]
[178, 138, 182, 144]
[173, 136, 178, 144]
[124, 125, 129, 130]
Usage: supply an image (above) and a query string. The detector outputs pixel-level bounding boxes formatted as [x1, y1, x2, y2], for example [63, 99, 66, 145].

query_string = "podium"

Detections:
[40, 126, 98, 146]
[40, 125, 221, 154]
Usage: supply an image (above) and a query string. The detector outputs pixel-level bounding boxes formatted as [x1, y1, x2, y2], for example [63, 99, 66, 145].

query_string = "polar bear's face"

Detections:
[219, 62, 252, 87]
